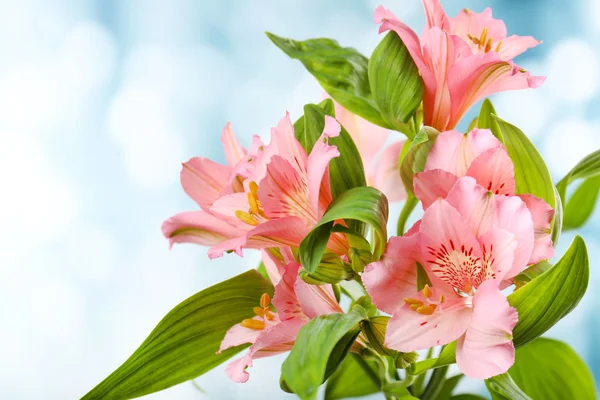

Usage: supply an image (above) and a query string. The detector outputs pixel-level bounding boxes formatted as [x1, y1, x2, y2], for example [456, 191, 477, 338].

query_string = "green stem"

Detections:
[397, 193, 419, 236]
[351, 353, 382, 390]
[421, 365, 449, 400]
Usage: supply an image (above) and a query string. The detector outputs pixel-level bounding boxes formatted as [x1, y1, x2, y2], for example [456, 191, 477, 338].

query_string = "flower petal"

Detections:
[445, 176, 497, 238]
[261, 249, 285, 286]
[450, 7, 507, 46]
[181, 157, 231, 211]
[371, 141, 407, 202]
[466, 147, 516, 196]
[294, 279, 342, 319]
[162, 211, 244, 249]
[425, 129, 502, 177]
[210, 192, 255, 230]
[414, 169, 458, 209]
[306, 116, 340, 216]
[269, 112, 308, 174]
[497, 35, 542, 61]
[219, 321, 264, 353]
[258, 156, 315, 225]
[478, 228, 517, 283]
[456, 279, 518, 379]
[518, 194, 555, 264]
[272, 261, 306, 321]
[225, 319, 305, 383]
[420, 198, 484, 292]
[422, 0, 451, 31]
[385, 291, 471, 352]
[363, 235, 421, 315]
[221, 122, 247, 167]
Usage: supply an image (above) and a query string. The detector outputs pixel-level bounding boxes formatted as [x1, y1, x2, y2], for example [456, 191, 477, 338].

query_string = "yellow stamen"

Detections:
[409, 304, 421, 311]
[241, 319, 265, 330]
[417, 305, 435, 315]
[260, 293, 271, 308]
[265, 312, 274, 321]
[253, 306, 266, 317]
[235, 210, 258, 226]
[479, 27, 488, 49]
[495, 41, 503, 53]
[422, 284, 432, 298]
[485, 38, 493, 53]
[464, 8, 470, 14]
[249, 181, 259, 197]
[404, 297, 422, 305]
[439, 295, 445, 304]
[467, 33, 480, 45]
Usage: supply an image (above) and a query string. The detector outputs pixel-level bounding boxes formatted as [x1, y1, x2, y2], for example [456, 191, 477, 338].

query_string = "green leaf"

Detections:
[449, 395, 487, 400]
[82, 270, 273, 400]
[267, 32, 388, 128]
[368, 31, 423, 136]
[416, 263, 432, 291]
[400, 127, 439, 195]
[485, 373, 531, 400]
[556, 149, 600, 202]
[299, 186, 389, 273]
[421, 365, 450, 400]
[281, 305, 369, 400]
[325, 354, 381, 400]
[512, 261, 552, 290]
[563, 175, 600, 229]
[410, 236, 589, 373]
[509, 337, 596, 400]
[477, 98, 497, 130]
[293, 98, 336, 151]
[256, 261, 269, 281]
[300, 250, 354, 284]
[508, 236, 589, 347]
[491, 115, 555, 208]
[436, 375, 464, 400]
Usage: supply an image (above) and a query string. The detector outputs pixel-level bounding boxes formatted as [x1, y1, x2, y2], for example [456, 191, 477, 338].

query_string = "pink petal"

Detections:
[518, 194, 555, 264]
[478, 228, 517, 283]
[272, 261, 306, 321]
[456, 279, 518, 379]
[371, 141, 407, 202]
[261, 249, 285, 286]
[208, 236, 247, 259]
[210, 192, 255, 230]
[162, 211, 244, 249]
[221, 122, 247, 167]
[294, 279, 342, 319]
[447, 52, 544, 129]
[445, 176, 496, 238]
[414, 169, 458, 209]
[450, 7, 507, 45]
[258, 156, 315, 225]
[421, 28, 471, 131]
[306, 116, 340, 216]
[219, 321, 264, 353]
[334, 101, 389, 175]
[225, 319, 305, 383]
[425, 129, 501, 177]
[363, 235, 421, 315]
[386, 290, 472, 352]
[495, 195, 535, 278]
[181, 157, 230, 211]
[420, 198, 484, 292]
[466, 147, 516, 196]
[269, 112, 308, 175]
[374, 6, 435, 89]
[497, 35, 542, 61]
[422, 0, 451, 31]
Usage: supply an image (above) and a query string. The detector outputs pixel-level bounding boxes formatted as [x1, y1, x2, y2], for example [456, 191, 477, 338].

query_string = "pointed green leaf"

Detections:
[267, 32, 388, 128]
[509, 338, 596, 400]
[325, 354, 381, 400]
[400, 127, 440, 195]
[477, 99, 497, 130]
[299, 186, 389, 273]
[491, 115, 555, 208]
[563, 175, 600, 230]
[293, 98, 336, 151]
[436, 374, 464, 400]
[82, 270, 273, 400]
[485, 373, 531, 400]
[368, 31, 423, 136]
[556, 149, 600, 202]
[281, 306, 369, 400]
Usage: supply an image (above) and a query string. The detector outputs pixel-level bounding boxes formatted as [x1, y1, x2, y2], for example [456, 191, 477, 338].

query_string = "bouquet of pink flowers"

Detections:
[83, 1, 599, 399]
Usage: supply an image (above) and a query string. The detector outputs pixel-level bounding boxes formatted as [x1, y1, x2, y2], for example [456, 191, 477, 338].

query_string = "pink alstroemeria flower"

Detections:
[162, 113, 349, 258]
[218, 250, 343, 383]
[363, 176, 532, 379]
[333, 101, 406, 202]
[375, 0, 545, 131]
[413, 128, 555, 265]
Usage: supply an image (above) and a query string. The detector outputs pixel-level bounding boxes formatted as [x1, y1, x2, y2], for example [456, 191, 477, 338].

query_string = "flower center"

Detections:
[235, 181, 268, 226]
[426, 241, 483, 295]
[240, 293, 275, 330]
[467, 27, 502, 53]
[404, 285, 445, 315]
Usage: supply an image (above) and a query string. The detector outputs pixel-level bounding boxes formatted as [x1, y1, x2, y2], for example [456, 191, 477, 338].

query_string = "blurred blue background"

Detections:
[1, 0, 598, 398]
